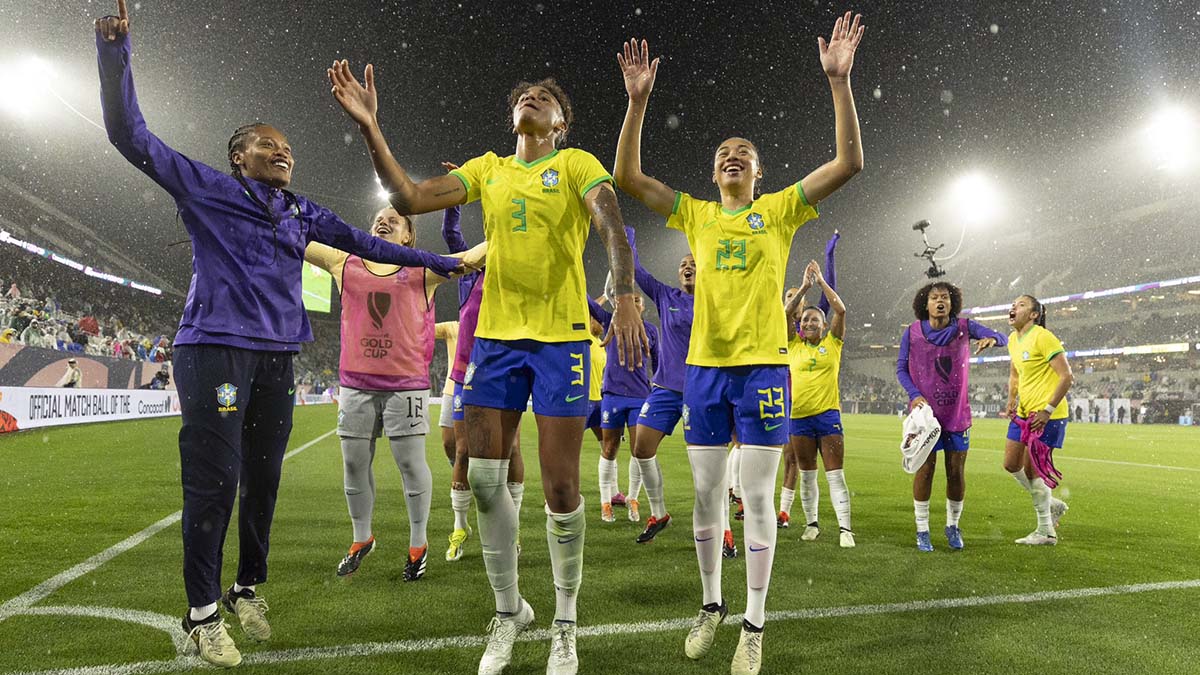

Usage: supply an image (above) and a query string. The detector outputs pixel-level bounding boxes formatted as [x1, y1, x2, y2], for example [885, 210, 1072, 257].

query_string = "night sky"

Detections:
[2, 1, 1198, 341]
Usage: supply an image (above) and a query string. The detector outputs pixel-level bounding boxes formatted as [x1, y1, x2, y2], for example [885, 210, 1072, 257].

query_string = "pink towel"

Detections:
[1011, 415, 1063, 489]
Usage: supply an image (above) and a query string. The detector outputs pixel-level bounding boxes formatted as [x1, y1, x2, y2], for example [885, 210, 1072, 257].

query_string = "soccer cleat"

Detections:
[1015, 530, 1057, 546]
[627, 498, 641, 523]
[446, 528, 468, 562]
[404, 546, 428, 582]
[733, 497, 745, 521]
[1051, 498, 1069, 528]
[839, 528, 856, 549]
[611, 491, 627, 507]
[636, 514, 671, 544]
[182, 612, 242, 667]
[336, 536, 376, 576]
[546, 620, 579, 675]
[684, 601, 727, 660]
[945, 525, 964, 550]
[916, 530, 934, 552]
[730, 621, 764, 675]
[601, 502, 616, 523]
[722, 529, 738, 559]
[222, 586, 270, 642]
[800, 523, 820, 542]
[478, 598, 535, 675]
[776, 511, 790, 529]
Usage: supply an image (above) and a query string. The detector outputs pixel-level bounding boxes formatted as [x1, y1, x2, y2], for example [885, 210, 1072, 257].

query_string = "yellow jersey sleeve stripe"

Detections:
[795, 181, 818, 213]
[1045, 349, 1064, 362]
[671, 191, 683, 215]
[449, 170, 471, 194]
[579, 175, 614, 199]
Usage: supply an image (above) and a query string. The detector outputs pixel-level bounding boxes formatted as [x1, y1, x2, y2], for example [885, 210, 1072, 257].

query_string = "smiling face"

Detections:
[678, 254, 696, 293]
[799, 307, 826, 342]
[370, 207, 413, 246]
[511, 84, 568, 143]
[711, 137, 763, 193]
[230, 125, 293, 188]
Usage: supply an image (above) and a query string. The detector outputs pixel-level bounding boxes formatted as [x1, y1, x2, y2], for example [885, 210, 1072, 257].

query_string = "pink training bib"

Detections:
[338, 256, 434, 391]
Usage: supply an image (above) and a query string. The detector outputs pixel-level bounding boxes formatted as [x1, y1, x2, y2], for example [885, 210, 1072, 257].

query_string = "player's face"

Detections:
[711, 137, 762, 192]
[512, 86, 566, 140]
[1008, 296, 1036, 329]
[234, 125, 293, 188]
[678, 254, 696, 293]
[371, 208, 413, 246]
[927, 288, 952, 321]
[799, 307, 825, 341]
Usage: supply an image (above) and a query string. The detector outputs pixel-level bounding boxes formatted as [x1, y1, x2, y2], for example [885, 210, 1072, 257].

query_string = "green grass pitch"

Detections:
[1, 407, 1198, 674]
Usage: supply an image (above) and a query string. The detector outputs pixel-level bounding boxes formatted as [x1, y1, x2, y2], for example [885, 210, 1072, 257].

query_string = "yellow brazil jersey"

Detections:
[451, 149, 613, 343]
[1008, 325, 1068, 419]
[667, 183, 818, 366]
[589, 338, 606, 402]
[789, 332, 843, 418]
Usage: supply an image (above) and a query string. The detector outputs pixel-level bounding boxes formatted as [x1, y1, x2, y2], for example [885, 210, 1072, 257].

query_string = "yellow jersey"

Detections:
[589, 338, 606, 402]
[1008, 325, 1068, 419]
[451, 149, 613, 343]
[666, 183, 818, 366]
[789, 332, 842, 418]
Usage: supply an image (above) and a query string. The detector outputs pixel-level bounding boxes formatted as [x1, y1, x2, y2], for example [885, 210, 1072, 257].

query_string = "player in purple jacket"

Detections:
[94, 3, 463, 667]
[896, 282, 1005, 552]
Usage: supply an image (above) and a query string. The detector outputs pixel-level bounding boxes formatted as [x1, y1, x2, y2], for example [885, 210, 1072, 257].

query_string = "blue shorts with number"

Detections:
[451, 381, 466, 422]
[933, 429, 970, 452]
[637, 386, 685, 436]
[1007, 417, 1068, 449]
[601, 394, 645, 430]
[789, 409, 843, 439]
[461, 338, 589, 417]
[682, 365, 790, 446]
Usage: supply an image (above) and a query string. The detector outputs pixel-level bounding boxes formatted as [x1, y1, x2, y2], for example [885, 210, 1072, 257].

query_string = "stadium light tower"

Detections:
[948, 172, 1003, 226]
[1144, 106, 1196, 173]
[0, 56, 55, 118]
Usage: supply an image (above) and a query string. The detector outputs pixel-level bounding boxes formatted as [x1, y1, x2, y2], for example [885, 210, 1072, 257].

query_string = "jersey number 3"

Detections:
[511, 198, 527, 233]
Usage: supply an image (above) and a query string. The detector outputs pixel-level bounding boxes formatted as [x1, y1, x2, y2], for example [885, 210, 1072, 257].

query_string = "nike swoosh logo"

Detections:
[668, 307, 680, 312]
[749, 544, 769, 552]
[565, 394, 584, 402]
[287, 388, 295, 395]
[486, 178, 497, 185]
[557, 535, 581, 544]
[410, 421, 422, 428]
[701, 220, 717, 229]
[764, 423, 782, 431]
[694, 536, 713, 542]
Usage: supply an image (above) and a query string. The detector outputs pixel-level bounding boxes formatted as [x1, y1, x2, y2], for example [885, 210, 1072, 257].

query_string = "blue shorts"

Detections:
[451, 381, 466, 422]
[601, 394, 646, 430]
[1007, 417, 1068, 449]
[933, 429, 970, 452]
[789, 409, 843, 439]
[682, 365, 790, 447]
[461, 338, 589, 417]
[586, 400, 602, 429]
[637, 386, 685, 435]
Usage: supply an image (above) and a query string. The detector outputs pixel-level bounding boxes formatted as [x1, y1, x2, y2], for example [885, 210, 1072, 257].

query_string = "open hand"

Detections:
[974, 337, 997, 355]
[328, 60, 378, 128]
[818, 11, 865, 80]
[617, 38, 660, 104]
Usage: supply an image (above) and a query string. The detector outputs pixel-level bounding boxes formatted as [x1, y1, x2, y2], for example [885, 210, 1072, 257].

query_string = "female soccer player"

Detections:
[1004, 295, 1073, 545]
[94, 3, 463, 667]
[614, 15, 865, 672]
[305, 208, 483, 581]
[589, 293, 659, 523]
[783, 260, 853, 548]
[328, 60, 648, 675]
[896, 281, 1007, 551]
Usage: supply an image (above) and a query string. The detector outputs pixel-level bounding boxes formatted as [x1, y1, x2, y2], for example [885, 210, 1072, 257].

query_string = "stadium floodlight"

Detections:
[0, 56, 55, 118]
[948, 172, 1003, 226]
[1144, 105, 1196, 173]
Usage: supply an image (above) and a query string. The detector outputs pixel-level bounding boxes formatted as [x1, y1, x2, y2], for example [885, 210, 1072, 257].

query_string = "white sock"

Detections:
[189, 602, 218, 621]
[451, 487, 471, 531]
[946, 499, 964, 527]
[636, 456, 667, 519]
[727, 445, 743, 499]
[914, 499, 930, 533]
[545, 500, 586, 623]
[825, 469, 851, 531]
[389, 434, 432, 550]
[628, 457, 643, 502]
[231, 583, 253, 594]
[799, 469, 819, 525]
[341, 437, 377, 543]
[1030, 478, 1055, 536]
[468, 459, 521, 613]
[739, 445, 782, 628]
[779, 487, 795, 516]
[598, 456, 616, 505]
[507, 482, 524, 532]
[1010, 470, 1033, 493]
[688, 445, 727, 606]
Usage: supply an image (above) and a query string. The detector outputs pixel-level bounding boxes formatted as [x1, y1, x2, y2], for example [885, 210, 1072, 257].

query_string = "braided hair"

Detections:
[1019, 294, 1048, 328]
[227, 123, 301, 264]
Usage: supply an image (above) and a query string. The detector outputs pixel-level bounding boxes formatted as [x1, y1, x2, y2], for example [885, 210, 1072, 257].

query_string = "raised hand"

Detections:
[327, 60, 378, 128]
[804, 259, 823, 287]
[818, 11, 865, 80]
[974, 337, 998, 355]
[94, 0, 130, 41]
[440, 161, 460, 172]
[603, 294, 650, 370]
[617, 38, 660, 104]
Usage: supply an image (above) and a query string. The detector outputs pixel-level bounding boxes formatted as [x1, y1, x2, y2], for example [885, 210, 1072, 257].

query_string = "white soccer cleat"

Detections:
[839, 529, 856, 548]
[1015, 530, 1057, 546]
[684, 602, 727, 660]
[730, 624, 764, 675]
[1050, 498, 1069, 528]
[478, 599, 535, 675]
[800, 523, 820, 542]
[627, 498, 641, 523]
[546, 621, 579, 675]
[184, 617, 242, 668]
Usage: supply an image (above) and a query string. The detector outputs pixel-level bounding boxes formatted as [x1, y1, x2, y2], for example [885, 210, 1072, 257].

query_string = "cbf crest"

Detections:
[216, 383, 238, 412]
[464, 362, 476, 385]
[746, 212, 766, 232]
[541, 169, 560, 188]
[682, 404, 691, 429]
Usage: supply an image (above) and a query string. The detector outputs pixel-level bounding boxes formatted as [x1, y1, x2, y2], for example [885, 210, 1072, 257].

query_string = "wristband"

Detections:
[1043, 403, 1056, 414]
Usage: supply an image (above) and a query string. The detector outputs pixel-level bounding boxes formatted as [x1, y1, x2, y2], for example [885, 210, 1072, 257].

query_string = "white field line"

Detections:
[965, 446, 1200, 473]
[7, 578, 1200, 675]
[0, 429, 336, 622]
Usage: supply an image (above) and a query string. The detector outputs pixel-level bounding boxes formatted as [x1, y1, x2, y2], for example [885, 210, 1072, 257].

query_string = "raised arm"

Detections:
[784, 265, 815, 322]
[587, 183, 649, 369]
[613, 39, 677, 217]
[799, 13, 866, 205]
[306, 201, 466, 276]
[967, 318, 1008, 354]
[626, 226, 667, 300]
[440, 203, 468, 254]
[810, 259, 846, 339]
[327, 60, 465, 215]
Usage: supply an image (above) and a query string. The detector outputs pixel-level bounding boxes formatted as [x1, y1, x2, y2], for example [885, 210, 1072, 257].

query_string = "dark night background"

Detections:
[2, 0, 1197, 347]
